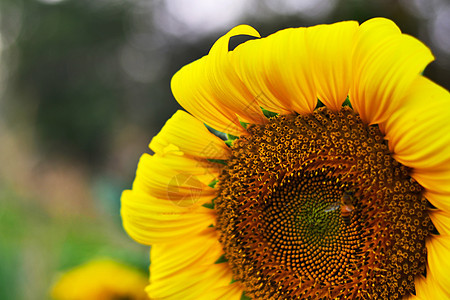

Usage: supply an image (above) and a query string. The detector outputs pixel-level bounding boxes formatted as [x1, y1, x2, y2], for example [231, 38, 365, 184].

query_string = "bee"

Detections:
[340, 203, 355, 226]
[323, 191, 355, 226]
[340, 191, 355, 225]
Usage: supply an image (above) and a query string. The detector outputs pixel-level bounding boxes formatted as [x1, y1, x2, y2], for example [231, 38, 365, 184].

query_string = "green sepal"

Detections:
[240, 121, 248, 129]
[202, 198, 215, 209]
[208, 224, 215, 228]
[226, 133, 239, 141]
[342, 96, 352, 108]
[225, 133, 239, 148]
[207, 159, 227, 165]
[208, 179, 219, 188]
[204, 123, 227, 140]
[261, 107, 278, 118]
[202, 203, 214, 209]
[214, 254, 229, 264]
[241, 292, 251, 300]
[230, 278, 237, 284]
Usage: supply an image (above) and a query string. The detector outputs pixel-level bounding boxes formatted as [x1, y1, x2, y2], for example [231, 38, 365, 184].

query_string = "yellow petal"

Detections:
[121, 190, 215, 245]
[413, 169, 450, 195]
[171, 25, 266, 136]
[51, 259, 148, 300]
[384, 79, 450, 171]
[208, 26, 267, 125]
[306, 21, 359, 111]
[429, 209, 450, 235]
[131, 153, 219, 204]
[149, 110, 230, 160]
[231, 27, 317, 115]
[382, 76, 450, 211]
[230, 37, 290, 115]
[426, 235, 450, 291]
[414, 272, 450, 300]
[205, 283, 244, 300]
[403, 294, 425, 300]
[147, 228, 235, 299]
[425, 191, 450, 215]
[350, 18, 434, 124]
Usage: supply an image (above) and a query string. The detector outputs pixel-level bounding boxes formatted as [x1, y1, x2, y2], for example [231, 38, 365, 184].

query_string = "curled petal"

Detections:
[171, 25, 266, 136]
[231, 27, 317, 115]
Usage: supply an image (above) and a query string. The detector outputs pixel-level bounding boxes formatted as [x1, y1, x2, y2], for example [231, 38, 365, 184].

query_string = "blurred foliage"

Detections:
[1, 0, 449, 169]
[0, 0, 449, 299]
[2, 0, 127, 163]
[0, 183, 148, 300]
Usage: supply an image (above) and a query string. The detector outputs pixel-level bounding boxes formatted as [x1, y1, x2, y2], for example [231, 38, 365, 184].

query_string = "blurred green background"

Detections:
[0, 0, 449, 299]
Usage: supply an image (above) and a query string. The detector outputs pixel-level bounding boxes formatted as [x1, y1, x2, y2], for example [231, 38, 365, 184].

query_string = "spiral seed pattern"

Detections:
[215, 106, 434, 299]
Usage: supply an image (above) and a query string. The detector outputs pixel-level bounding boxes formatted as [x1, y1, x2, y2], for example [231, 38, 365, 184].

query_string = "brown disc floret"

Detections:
[215, 106, 434, 299]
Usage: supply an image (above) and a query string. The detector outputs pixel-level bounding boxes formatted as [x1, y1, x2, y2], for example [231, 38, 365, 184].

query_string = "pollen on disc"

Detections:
[215, 107, 433, 299]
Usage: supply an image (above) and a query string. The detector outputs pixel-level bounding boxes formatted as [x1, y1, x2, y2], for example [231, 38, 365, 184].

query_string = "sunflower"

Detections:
[121, 18, 450, 299]
[51, 259, 148, 300]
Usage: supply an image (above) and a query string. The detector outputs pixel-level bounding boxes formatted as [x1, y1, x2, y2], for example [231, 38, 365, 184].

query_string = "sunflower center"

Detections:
[266, 171, 361, 285]
[215, 107, 433, 299]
